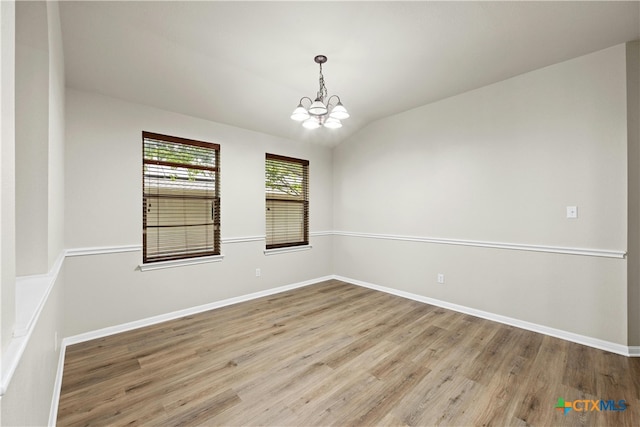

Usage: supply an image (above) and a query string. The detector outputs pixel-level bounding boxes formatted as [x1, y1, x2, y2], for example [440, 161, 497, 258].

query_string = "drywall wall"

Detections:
[333, 44, 629, 344]
[47, 0, 65, 271]
[628, 40, 640, 346]
[0, 269, 64, 426]
[14, 0, 64, 277]
[0, 0, 16, 363]
[1, 12, 17, 425]
[1, 3, 66, 425]
[63, 89, 333, 335]
[15, 1, 49, 277]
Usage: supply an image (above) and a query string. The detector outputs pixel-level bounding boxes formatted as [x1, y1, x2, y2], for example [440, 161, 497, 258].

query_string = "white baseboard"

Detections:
[333, 275, 635, 357]
[63, 275, 333, 347]
[49, 275, 334, 426]
[48, 344, 67, 427]
[49, 274, 638, 425]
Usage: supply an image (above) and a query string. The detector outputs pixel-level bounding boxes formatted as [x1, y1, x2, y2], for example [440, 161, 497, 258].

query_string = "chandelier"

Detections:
[290, 55, 349, 129]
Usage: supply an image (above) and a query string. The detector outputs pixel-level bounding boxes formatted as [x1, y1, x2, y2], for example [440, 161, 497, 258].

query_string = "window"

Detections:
[265, 154, 309, 249]
[143, 132, 220, 263]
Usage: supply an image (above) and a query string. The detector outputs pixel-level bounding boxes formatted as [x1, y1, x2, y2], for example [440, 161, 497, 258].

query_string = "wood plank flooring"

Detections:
[57, 280, 640, 426]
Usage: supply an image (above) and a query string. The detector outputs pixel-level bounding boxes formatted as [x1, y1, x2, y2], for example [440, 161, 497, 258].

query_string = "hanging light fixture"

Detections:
[291, 55, 349, 129]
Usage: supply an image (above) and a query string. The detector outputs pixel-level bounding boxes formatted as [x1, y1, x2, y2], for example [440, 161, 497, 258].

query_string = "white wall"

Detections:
[1, 269, 63, 427]
[64, 89, 333, 336]
[628, 40, 640, 346]
[47, 0, 65, 271]
[1, 2, 66, 425]
[15, 1, 49, 277]
[0, 0, 16, 360]
[0, 5, 634, 423]
[333, 45, 629, 344]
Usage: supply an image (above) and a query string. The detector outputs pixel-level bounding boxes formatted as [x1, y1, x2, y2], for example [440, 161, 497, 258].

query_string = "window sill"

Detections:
[139, 254, 224, 271]
[263, 245, 312, 256]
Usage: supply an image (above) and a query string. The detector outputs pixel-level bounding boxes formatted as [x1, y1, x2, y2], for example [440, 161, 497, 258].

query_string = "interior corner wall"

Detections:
[333, 44, 629, 345]
[0, 0, 16, 357]
[15, 0, 49, 276]
[47, 0, 65, 270]
[14, 0, 64, 277]
[627, 40, 640, 347]
[1, 2, 66, 425]
[63, 89, 333, 336]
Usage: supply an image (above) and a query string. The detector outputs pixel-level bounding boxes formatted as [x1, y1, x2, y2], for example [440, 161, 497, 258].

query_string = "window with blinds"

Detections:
[265, 154, 309, 249]
[143, 132, 220, 263]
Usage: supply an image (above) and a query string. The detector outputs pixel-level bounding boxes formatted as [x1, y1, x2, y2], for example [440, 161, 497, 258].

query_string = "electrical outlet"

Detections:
[255, 268, 261, 277]
[437, 274, 445, 284]
[566, 206, 578, 219]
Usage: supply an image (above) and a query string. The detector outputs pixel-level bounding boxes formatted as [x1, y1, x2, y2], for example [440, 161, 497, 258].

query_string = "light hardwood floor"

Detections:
[57, 280, 640, 426]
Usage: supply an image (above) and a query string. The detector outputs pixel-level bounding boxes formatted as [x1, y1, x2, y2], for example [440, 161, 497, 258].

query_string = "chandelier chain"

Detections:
[317, 63, 327, 102]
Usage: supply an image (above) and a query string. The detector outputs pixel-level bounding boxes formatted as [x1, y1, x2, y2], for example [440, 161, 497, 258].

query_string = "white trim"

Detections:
[49, 343, 67, 427]
[49, 274, 638, 423]
[333, 231, 626, 259]
[14, 277, 49, 337]
[1, 336, 28, 397]
[65, 245, 141, 256]
[50, 275, 332, 425]
[14, 253, 63, 337]
[62, 275, 333, 347]
[138, 254, 224, 271]
[334, 275, 635, 357]
[222, 235, 265, 244]
[61, 233, 625, 259]
[264, 245, 312, 256]
[0, 251, 64, 396]
[62, 233, 333, 257]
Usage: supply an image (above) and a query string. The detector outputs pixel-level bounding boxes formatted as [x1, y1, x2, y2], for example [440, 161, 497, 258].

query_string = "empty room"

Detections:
[1, 1, 639, 426]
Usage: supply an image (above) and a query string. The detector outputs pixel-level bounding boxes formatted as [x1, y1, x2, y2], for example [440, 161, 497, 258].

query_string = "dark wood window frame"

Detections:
[143, 131, 220, 263]
[265, 153, 309, 250]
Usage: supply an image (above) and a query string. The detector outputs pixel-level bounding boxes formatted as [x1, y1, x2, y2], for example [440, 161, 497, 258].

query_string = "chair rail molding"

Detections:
[333, 231, 626, 259]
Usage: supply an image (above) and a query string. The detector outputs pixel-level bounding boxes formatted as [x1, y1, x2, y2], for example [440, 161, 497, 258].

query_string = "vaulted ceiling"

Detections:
[59, 1, 640, 146]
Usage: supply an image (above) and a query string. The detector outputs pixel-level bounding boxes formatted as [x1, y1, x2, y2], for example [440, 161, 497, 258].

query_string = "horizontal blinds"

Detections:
[265, 154, 309, 249]
[143, 132, 220, 263]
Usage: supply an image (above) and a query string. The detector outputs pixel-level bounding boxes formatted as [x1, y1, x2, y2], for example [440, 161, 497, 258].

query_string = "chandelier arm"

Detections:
[299, 96, 313, 108]
[326, 95, 342, 109]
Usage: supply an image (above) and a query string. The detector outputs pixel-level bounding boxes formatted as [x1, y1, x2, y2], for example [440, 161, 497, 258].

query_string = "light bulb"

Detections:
[308, 98, 328, 116]
[302, 118, 321, 129]
[290, 104, 310, 121]
[329, 102, 349, 120]
[324, 117, 342, 129]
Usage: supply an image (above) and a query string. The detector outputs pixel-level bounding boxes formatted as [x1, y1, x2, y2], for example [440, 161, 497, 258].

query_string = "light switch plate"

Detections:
[566, 206, 578, 219]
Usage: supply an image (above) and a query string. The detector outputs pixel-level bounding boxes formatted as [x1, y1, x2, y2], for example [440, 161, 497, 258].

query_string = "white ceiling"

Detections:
[59, 1, 640, 146]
